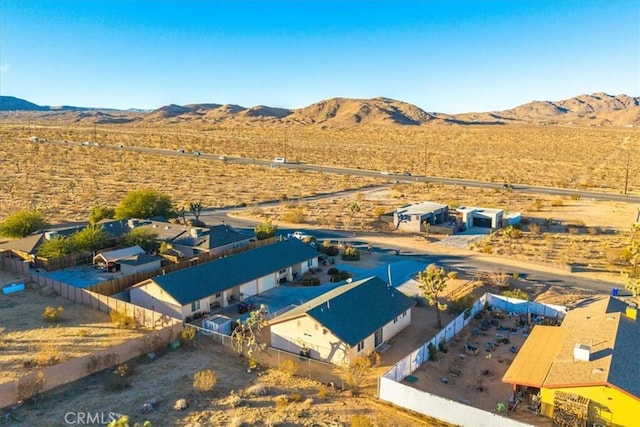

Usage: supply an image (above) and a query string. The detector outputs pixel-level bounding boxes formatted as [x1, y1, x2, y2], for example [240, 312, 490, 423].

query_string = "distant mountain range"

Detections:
[1, 93, 638, 127]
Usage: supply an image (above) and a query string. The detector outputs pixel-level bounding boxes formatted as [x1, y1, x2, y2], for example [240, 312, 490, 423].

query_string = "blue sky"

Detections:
[1, 0, 638, 113]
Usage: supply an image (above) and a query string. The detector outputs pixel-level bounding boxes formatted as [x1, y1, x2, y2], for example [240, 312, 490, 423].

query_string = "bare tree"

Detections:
[189, 201, 203, 224]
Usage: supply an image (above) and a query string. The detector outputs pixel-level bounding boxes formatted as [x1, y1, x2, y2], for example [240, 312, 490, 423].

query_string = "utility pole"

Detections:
[624, 152, 631, 196]
[423, 139, 428, 177]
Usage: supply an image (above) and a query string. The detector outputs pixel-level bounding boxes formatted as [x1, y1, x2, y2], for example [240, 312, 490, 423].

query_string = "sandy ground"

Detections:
[0, 279, 146, 385]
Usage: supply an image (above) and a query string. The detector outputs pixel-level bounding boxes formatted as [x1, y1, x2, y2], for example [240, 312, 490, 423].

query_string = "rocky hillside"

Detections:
[2, 93, 638, 127]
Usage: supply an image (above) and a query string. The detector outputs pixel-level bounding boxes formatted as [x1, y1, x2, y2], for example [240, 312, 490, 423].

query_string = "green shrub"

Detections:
[330, 270, 352, 282]
[502, 289, 530, 301]
[427, 342, 437, 361]
[327, 267, 339, 275]
[341, 246, 360, 261]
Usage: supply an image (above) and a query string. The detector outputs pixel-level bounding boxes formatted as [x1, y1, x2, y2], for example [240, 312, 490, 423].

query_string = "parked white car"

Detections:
[273, 157, 287, 163]
[291, 231, 312, 240]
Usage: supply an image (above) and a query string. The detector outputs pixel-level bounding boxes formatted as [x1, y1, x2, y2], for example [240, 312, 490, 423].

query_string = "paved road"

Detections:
[34, 137, 640, 204]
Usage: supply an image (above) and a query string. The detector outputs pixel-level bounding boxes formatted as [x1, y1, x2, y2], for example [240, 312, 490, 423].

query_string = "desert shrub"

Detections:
[254, 219, 277, 240]
[447, 271, 458, 280]
[15, 371, 45, 403]
[180, 326, 197, 347]
[317, 384, 328, 400]
[42, 306, 64, 323]
[343, 355, 376, 391]
[528, 222, 543, 235]
[26, 342, 62, 367]
[274, 394, 289, 410]
[327, 267, 339, 275]
[448, 295, 475, 315]
[318, 241, 339, 256]
[245, 382, 268, 397]
[341, 246, 360, 261]
[531, 199, 543, 211]
[280, 359, 299, 376]
[283, 207, 307, 224]
[289, 392, 303, 402]
[105, 363, 134, 391]
[193, 369, 217, 393]
[351, 414, 374, 427]
[551, 198, 564, 207]
[110, 309, 137, 329]
[226, 391, 243, 408]
[481, 243, 493, 254]
[502, 289, 530, 301]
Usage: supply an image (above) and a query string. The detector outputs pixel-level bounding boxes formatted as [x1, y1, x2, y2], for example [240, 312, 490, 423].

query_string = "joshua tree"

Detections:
[418, 264, 449, 328]
[189, 201, 203, 224]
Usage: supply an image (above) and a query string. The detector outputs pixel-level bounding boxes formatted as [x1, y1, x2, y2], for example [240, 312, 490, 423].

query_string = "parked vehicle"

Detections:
[273, 157, 287, 163]
[176, 148, 186, 153]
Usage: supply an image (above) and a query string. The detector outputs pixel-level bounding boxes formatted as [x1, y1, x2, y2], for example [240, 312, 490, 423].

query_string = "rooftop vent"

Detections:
[573, 343, 591, 362]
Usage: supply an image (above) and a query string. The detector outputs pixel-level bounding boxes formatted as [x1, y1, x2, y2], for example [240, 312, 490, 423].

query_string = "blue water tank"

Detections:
[612, 288, 619, 297]
[2, 283, 25, 295]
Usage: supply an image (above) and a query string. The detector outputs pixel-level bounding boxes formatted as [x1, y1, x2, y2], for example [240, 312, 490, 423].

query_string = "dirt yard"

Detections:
[0, 279, 146, 385]
[8, 339, 442, 427]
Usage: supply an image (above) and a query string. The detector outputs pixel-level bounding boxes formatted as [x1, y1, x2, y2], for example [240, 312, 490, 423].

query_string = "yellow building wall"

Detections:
[541, 385, 640, 427]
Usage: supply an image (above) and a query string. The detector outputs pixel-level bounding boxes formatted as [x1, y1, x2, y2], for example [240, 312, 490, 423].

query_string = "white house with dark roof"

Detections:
[269, 276, 415, 365]
[129, 239, 319, 319]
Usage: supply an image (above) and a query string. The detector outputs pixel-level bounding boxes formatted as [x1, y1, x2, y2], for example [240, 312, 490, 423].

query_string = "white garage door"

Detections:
[240, 281, 258, 297]
[259, 275, 277, 293]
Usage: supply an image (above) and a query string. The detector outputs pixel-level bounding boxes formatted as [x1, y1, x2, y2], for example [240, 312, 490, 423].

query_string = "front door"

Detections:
[374, 328, 383, 348]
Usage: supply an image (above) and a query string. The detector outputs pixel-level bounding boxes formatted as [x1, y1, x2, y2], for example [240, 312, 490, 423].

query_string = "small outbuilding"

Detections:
[93, 245, 145, 272]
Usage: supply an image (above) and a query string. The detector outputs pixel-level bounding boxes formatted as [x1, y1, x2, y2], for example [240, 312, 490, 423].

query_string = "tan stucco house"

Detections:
[129, 238, 319, 320]
[269, 276, 415, 365]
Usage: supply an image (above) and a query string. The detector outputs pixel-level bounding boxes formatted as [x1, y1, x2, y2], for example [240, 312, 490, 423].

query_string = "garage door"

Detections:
[258, 276, 277, 293]
[240, 281, 258, 297]
[472, 217, 492, 228]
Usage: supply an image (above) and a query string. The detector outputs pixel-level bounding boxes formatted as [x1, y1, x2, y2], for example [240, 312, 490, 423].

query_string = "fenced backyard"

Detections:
[378, 293, 565, 427]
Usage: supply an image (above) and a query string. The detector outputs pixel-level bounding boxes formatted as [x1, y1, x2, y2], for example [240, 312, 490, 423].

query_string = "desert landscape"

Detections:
[1, 92, 639, 426]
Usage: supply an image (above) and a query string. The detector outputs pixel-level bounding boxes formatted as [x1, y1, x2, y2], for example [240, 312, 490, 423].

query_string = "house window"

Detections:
[356, 341, 364, 352]
[307, 259, 313, 267]
[215, 292, 221, 298]
[191, 300, 200, 312]
[402, 310, 408, 318]
[393, 316, 398, 324]
[279, 269, 286, 274]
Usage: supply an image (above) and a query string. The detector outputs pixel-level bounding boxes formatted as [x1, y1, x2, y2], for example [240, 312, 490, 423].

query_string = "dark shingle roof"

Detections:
[171, 224, 250, 250]
[271, 276, 415, 347]
[150, 239, 319, 305]
[608, 313, 640, 398]
[0, 233, 44, 254]
[118, 253, 162, 266]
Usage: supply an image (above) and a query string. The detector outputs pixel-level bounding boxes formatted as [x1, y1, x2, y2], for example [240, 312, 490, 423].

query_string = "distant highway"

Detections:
[32, 136, 640, 204]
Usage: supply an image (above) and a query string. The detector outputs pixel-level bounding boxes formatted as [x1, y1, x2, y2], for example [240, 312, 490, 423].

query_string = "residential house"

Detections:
[130, 238, 319, 320]
[169, 224, 252, 257]
[502, 296, 640, 427]
[269, 276, 416, 365]
[392, 202, 450, 233]
[455, 206, 504, 229]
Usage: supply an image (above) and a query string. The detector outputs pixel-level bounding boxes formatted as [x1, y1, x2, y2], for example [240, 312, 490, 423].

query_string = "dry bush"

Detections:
[15, 371, 45, 403]
[110, 309, 137, 329]
[351, 414, 375, 427]
[25, 342, 63, 368]
[244, 382, 269, 397]
[551, 198, 564, 207]
[42, 306, 64, 323]
[179, 326, 197, 347]
[274, 394, 289, 411]
[193, 369, 217, 393]
[226, 391, 244, 408]
[289, 392, 303, 402]
[279, 359, 299, 376]
[317, 384, 328, 399]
